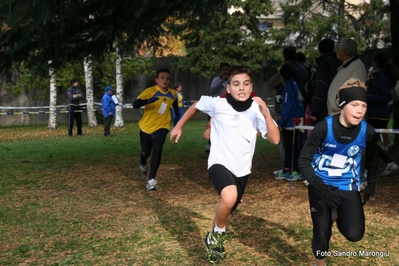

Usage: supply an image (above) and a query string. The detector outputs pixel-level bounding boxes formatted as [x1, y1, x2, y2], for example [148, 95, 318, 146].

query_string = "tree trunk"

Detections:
[47, 62, 57, 130]
[114, 48, 124, 127]
[84, 57, 97, 127]
[390, 0, 399, 161]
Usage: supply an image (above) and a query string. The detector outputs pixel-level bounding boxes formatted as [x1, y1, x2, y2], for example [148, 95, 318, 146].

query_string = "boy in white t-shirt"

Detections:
[170, 66, 280, 264]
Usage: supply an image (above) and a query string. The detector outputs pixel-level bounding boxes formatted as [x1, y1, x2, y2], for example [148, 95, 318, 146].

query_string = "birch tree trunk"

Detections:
[47, 62, 57, 129]
[84, 57, 97, 127]
[114, 49, 124, 127]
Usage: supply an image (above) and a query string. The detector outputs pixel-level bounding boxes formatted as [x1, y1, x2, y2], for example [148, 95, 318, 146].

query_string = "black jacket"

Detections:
[310, 52, 342, 120]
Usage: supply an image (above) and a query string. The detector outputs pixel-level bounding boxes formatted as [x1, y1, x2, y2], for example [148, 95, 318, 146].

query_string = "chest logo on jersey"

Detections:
[347, 145, 360, 156]
[232, 114, 240, 120]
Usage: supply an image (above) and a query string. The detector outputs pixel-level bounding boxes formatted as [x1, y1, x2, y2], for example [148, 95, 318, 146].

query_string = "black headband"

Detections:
[338, 87, 368, 109]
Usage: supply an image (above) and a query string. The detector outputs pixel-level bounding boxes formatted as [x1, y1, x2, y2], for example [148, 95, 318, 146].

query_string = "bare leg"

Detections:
[212, 185, 237, 230]
[315, 258, 326, 266]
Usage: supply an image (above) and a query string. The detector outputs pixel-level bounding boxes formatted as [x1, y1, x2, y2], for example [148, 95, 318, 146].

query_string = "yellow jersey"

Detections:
[177, 92, 183, 108]
[137, 85, 177, 134]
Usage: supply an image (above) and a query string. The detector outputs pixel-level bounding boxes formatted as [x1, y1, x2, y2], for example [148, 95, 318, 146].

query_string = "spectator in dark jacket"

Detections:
[67, 79, 85, 137]
[366, 52, 399, 176]
[310, 39, 342, 124]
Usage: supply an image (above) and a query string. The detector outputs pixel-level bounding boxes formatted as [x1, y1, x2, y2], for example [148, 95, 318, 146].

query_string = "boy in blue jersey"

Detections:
[298, 79, 379, 266]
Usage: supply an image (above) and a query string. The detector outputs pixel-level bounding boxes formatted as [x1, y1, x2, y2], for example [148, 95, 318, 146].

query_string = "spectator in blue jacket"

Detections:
[275, 64, 305, 180]
[102, 86, 116, 137]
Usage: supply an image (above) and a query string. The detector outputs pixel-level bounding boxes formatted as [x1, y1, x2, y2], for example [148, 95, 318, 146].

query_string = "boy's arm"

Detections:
[170, 102, 199, 143]
[298, 122, 327, 191]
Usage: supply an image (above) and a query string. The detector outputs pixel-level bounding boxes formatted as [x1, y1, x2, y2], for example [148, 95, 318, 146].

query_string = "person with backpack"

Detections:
[275, 64, 305, 181]
[271, 47, 308, 177]
[310, 39, 342, 125]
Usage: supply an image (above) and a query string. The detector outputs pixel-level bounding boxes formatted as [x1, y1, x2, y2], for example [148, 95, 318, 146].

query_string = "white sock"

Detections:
[213, 224, 226, 233]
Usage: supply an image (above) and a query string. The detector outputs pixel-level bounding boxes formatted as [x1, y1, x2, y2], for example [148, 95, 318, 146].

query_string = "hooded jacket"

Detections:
[278, 78, 305, 129]
[102, 86, 116, 117]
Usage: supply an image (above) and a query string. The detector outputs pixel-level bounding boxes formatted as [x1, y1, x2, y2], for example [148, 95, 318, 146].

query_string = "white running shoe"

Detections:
[146, 179, 158, 190]
[273, 169, 283, 175]
[139, 164, 148, 176]
[382, 162, 398, 176]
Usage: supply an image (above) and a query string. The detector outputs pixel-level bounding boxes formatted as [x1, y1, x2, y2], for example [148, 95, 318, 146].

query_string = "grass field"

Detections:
[0, 120, 398, 265]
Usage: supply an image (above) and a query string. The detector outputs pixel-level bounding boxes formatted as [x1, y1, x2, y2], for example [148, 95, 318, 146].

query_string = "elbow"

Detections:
[268, 135, 280, 145]
[271, 138, 280, 145]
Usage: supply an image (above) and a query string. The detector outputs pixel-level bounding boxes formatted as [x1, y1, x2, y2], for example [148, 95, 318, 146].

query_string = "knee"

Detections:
[345, 231, 364, 242]
[140, 150, 151, 159]
[221, 189, 238, 208]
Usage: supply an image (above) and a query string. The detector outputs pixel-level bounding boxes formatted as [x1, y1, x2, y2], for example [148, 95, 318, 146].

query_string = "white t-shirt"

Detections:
[196, 96, 269, 177]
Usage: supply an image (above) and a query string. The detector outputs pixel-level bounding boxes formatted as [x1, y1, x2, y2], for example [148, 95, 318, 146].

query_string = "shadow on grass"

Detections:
[150, 192, 310, 264]
[230, 213, 310, 264]
[152, 202, 207, 262]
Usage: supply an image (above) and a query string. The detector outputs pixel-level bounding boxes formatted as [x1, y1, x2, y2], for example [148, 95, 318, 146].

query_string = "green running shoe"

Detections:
[204, 231, 226, 259]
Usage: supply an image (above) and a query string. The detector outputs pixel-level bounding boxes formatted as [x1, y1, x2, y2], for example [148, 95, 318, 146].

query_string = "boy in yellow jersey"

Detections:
[133, 68, 179, 190]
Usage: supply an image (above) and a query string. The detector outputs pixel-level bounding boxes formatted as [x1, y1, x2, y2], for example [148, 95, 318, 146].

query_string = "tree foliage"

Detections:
[173, 0, 274, 78]
[0, 0, 225, 72]
[276, 0, 391, 63]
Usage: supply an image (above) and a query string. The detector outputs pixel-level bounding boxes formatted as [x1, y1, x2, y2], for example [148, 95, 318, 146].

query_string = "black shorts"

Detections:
[140, 128, 169, 150]
[208, 164, 249, 213]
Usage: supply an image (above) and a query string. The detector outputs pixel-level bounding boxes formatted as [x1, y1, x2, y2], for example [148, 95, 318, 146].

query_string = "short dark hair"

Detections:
[296, 52, 306, 63]
[283, 47, 297, 61]
[156, 68, 170, 77]
[228, 66, 252, 83]
[219, 62, 230, 71]
[373, 52, 389, 69]
[280, 64, 296, 80]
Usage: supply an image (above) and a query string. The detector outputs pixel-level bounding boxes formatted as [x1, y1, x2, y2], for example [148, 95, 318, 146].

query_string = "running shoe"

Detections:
[146, 179, 157, 190]
[204, 231, 226, 259]
[382, 162, 398, 176]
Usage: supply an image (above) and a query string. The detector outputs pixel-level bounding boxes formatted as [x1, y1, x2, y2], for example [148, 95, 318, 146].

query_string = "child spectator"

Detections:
[275, 64, 305, 180]
[171, 84, 184, 126]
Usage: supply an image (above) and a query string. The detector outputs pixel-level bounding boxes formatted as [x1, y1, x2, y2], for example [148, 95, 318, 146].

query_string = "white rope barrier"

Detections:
[296, 125, 399, 134]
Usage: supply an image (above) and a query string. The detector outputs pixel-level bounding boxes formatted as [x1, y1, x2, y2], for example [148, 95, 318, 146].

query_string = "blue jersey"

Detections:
[311, 116, 367, 191]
